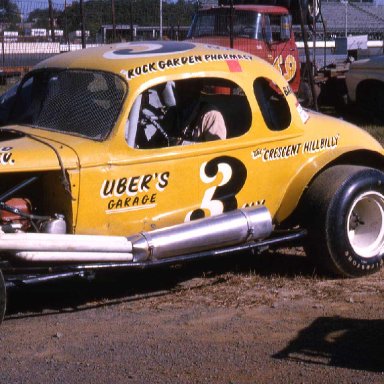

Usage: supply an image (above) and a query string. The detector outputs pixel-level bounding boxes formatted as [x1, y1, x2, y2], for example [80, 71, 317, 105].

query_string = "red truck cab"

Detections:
[187, 4, 300, 93]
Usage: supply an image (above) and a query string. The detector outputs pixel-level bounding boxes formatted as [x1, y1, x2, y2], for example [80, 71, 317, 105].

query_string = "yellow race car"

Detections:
[0, 41, 383, 322]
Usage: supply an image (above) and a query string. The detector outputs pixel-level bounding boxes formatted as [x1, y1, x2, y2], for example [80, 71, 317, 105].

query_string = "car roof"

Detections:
[200, 4, 289, 14]
[350, 55, 384, 70]
[34, 41, 271, 83]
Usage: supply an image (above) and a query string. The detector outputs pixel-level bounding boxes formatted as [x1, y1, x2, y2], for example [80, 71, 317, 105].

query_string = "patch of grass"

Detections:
[320, 104, 384, 145]
[362, 125, 384, 145]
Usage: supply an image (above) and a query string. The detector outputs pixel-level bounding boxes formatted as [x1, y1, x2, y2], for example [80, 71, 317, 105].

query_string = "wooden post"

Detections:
[159, 0, 163, 40]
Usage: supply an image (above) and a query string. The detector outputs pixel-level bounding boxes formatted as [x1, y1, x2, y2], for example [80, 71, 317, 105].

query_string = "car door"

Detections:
[87, 76, 255, 236]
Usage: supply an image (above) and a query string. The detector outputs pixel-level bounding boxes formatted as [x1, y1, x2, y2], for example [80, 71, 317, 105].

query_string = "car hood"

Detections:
[304, 110, 383, 153]
[350, 55, 384, 70]
[0, 128, 79, 173]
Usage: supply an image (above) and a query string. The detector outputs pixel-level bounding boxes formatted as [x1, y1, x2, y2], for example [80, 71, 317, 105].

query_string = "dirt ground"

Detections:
[1, 107, 383, 383]
[1, 247, 383, 384]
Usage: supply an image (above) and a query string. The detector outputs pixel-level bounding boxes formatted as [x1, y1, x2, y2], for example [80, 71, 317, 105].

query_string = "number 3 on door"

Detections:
[186, 156, 247, 221]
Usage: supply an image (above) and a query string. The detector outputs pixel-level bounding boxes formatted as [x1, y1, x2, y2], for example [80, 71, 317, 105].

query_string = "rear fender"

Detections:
[275, 149, 384, 223]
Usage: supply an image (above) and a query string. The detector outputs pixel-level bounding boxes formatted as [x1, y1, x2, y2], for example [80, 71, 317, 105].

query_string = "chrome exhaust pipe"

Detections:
[0, 233, 133, 253]
[0, 233, 134, 263]
[2, 207, 272, 264]
[14, 251, 133, 263]
[129, 207, 272, 262]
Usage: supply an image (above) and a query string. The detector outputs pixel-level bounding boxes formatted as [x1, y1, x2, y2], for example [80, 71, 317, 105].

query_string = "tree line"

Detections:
[1, 0, 198, 37]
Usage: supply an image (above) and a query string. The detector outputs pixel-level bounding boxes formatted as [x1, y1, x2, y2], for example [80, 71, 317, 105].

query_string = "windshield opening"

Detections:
[6, 69, 127, 141]
[188, 10, 261, 39]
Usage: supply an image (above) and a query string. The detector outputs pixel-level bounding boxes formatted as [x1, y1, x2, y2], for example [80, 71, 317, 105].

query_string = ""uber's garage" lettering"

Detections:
[100, 172, 170, 213]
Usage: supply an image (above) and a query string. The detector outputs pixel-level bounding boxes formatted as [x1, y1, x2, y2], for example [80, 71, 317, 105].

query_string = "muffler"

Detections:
[128, 206, 272, 262]
[2, 207, 272, 264]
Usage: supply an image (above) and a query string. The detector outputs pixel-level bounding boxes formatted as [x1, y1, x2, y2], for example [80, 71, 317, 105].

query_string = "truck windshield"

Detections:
[188, 9, 262, 40]
[5, 69, 126, 141]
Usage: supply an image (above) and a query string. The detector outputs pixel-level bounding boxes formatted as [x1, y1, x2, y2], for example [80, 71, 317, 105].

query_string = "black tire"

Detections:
[303, 165, 384, 277]
[0, 269, 6, 324]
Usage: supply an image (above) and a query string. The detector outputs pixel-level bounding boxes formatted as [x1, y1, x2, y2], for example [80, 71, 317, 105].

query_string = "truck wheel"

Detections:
[0, 269, 6, 324]
[303, 165, 384, 277]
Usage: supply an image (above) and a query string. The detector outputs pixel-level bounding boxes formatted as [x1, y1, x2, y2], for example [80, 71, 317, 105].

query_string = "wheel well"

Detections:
[280, 150, 384, 228]
[356, 79, 384, 102]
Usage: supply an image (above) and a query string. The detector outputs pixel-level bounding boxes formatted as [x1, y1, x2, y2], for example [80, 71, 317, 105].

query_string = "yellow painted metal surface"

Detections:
[4, 41, 382, 235]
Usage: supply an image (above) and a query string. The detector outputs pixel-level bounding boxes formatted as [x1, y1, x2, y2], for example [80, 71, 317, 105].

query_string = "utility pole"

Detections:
[129, 0, 134, 41]
[160, 0, 163, 40]
[79, 0, 86, 49]
[48, 0, 55, 42]
[1, 32, 5, 70]
[229, 0, 233, 48]
[111, 0, 116, 42]
[64, 0, 70, 50]
[341, 0, 348, 37]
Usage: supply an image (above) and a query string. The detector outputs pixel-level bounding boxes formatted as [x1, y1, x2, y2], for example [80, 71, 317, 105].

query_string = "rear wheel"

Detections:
[0, 269, 6, 324]
[303, 165, 384, 277]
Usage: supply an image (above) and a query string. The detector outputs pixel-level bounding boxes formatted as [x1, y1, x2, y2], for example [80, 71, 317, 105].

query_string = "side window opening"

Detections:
[127, 78, 252, 149]
[253, 77, 291, 131]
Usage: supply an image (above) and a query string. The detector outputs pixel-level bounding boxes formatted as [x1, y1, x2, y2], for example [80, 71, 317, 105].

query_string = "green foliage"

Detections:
[163, 0, 197, 26]
[28, 8, 50, 28]
[0, 0, 20, 24]
[38, 0, 197, 38]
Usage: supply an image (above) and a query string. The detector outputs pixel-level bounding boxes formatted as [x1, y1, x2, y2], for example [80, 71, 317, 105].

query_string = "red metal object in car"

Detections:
[0, 198, 32, 231]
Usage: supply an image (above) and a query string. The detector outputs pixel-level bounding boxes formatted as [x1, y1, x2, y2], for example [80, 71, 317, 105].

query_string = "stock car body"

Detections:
[0, 41, 384, 322]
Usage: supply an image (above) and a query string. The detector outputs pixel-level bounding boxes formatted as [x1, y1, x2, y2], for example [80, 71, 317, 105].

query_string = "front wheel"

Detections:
[0, 269, 6, 324]
[303, 165, 384, 277]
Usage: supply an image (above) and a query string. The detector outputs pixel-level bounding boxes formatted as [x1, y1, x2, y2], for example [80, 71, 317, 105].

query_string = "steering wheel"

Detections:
[140, 110, 171, 147]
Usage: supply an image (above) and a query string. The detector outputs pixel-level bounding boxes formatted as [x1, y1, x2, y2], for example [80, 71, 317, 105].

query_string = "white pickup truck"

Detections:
[345, 55, 384, 124]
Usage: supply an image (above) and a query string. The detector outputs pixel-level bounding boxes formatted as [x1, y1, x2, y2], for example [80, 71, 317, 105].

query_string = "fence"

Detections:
[0, 0, 383, 82]
[0, 0, 197, 78]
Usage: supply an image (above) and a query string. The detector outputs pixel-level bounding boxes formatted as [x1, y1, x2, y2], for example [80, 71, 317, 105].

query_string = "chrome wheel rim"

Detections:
[347, 191, 384, 258]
